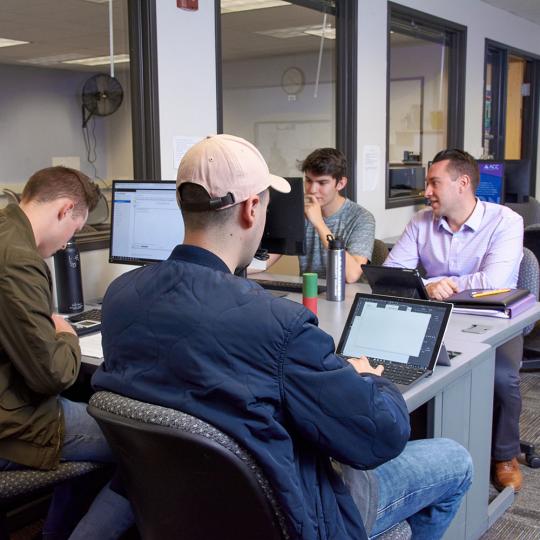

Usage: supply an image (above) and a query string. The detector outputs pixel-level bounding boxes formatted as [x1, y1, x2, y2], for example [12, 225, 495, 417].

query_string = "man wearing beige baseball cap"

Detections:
[94, 134, 471, 540]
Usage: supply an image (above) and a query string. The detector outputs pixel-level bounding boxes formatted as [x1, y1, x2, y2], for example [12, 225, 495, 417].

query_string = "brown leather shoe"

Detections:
[492, 458, 523, 492]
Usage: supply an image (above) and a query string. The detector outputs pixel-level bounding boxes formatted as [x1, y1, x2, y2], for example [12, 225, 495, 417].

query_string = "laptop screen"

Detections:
[337, 293, 452, 369]
[361, 265, 429, 300]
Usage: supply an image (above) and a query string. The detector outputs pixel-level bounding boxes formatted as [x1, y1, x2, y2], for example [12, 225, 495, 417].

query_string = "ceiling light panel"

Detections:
[221, 0, 290, 13]
[63, 53, 130, 66]
[22, 53, 84, 66]
[0, 38, 30, 48]
[257, 24, 335, 39]
[304, 26, 336, 39]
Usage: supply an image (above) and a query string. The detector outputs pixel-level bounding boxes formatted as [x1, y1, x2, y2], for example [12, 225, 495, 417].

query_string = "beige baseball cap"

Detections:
[177, 134, 290, 211]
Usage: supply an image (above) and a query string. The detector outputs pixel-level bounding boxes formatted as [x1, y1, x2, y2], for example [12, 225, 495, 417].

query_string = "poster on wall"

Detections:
[477, 162, 505, 204]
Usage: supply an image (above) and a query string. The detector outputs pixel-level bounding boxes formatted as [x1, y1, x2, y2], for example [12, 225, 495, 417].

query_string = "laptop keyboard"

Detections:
[367, 357, 426, 386]
[66, 309, 102, 336]
[252, 279, 326, 294]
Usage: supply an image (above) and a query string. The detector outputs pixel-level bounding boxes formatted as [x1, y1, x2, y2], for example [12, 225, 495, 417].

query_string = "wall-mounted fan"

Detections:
[81, 73, 123, 127]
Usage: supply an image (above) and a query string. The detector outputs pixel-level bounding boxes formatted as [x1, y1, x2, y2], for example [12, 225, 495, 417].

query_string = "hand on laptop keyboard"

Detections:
[347, 356, 384, 376]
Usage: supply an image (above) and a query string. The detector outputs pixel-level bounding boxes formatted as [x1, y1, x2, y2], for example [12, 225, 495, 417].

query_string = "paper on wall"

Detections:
[362, 145, 381, 192]
[173, 136, 204, 169]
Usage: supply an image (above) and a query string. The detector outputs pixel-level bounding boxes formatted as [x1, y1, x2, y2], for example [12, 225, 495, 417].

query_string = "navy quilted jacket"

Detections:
[93, 245, 410, 540]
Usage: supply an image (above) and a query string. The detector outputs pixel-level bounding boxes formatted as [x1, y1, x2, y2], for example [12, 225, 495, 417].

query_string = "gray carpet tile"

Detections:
[481, 372, 540, 540]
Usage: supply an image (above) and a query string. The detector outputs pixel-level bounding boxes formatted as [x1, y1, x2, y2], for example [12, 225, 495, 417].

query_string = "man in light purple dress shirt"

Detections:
[385, 149, 525, 492]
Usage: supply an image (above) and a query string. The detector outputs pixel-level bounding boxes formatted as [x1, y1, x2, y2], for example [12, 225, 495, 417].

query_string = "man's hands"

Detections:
[347, 356, 384, 376]
[425, 277, 458, 300]
[304, 195, 325, 228]
[52, 313, 77, 336]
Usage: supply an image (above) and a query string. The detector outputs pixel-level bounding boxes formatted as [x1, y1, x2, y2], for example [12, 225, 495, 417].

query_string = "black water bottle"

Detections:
[54, 237, 84, 314]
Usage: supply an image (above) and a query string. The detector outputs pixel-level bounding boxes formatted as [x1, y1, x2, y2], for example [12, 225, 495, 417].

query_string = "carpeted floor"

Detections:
[481, 371, 540, 540]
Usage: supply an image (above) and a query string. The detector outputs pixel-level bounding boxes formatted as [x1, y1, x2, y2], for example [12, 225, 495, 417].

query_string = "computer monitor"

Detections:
[109, 181, 184, 265]
[504, 159, 532, 203]
[388, 166, 425, 197]
[260, 177, 305, 256]
[477, 161, 505, 204]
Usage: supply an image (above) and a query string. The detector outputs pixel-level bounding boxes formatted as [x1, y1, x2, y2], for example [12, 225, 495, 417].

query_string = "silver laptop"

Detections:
[337, 293, 452, 391]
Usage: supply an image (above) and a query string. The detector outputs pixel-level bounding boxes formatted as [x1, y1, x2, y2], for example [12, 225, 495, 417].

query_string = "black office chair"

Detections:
[522, 224, 540, 370]
[506, 197, 540, 228]
[0, 461, 105, 539]
[370, 238, 390, 266]
[88, 391, 288, 540]
[88, 391, 412, 540]
[360, 239, 390, 284]
[516, 247, 540, 468]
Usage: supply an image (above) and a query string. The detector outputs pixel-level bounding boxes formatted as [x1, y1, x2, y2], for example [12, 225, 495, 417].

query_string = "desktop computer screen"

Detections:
[388, 166, 425, 197]
[260, 177, 305, 256]
[504, 159, 532, 203]
[109, 181, 184, 265]
[477, 161, 505, 204]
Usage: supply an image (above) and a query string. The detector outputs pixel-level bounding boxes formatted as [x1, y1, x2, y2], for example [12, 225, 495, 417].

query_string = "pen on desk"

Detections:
[470, 288, 511, 298]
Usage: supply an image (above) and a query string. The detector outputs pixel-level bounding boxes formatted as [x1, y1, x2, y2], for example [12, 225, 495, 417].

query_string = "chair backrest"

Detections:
[371, 238, 389, 266]
[88, 391, 287, 540]
[518, 247, 539, 336]
[506, 197, 540, 228]
[524, 224, 540, 264]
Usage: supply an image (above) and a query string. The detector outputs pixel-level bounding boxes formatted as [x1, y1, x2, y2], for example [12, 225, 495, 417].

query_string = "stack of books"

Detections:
[448, 288, 536, 319]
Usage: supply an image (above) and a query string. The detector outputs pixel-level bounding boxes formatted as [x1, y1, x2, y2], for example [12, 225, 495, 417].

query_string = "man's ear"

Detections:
[457, 174, 471, 193]
[57, 200, 75, 221]
[336, 176, 348, 192]
[240, 195, 260, 228]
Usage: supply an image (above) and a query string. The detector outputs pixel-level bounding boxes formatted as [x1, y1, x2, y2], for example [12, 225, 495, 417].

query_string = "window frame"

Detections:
[77, 0, 161, 252]
[215, 0, 358, 200]
[385, 3, 466, 209]
[482, 39, 540, 196]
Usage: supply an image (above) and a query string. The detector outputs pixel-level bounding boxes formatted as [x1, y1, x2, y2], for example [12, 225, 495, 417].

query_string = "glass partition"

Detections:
[386, 5, 465, 208]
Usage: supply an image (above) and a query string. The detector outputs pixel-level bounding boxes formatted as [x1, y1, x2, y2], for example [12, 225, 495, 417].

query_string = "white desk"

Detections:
[251, 274, 540, 539]
[82, 275, 540, 540]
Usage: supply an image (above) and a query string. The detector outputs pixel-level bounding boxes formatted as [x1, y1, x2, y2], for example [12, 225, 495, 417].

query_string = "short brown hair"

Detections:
[301, 148, 347, 181]
[21, 166, 100, 215]
[432, 149, 479, 191]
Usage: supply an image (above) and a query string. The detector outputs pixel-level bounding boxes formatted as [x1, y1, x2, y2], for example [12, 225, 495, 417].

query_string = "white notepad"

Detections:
[79, 333, 103, 359]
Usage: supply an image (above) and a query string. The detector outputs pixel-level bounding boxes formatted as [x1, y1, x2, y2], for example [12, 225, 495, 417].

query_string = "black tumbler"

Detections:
[54, 237, 84, 314]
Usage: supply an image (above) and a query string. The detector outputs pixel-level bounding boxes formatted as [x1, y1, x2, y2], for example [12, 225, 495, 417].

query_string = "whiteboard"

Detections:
[255, 120, 333, 177]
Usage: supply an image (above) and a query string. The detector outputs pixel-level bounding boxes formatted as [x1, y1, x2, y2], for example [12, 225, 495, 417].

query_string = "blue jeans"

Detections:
[0, 397, 134, 539]
[342, 438, 473, 540]
[56, 398, 134, 540]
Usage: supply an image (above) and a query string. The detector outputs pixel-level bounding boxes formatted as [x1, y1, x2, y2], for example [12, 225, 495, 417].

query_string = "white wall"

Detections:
[52, 0, 540, 299]
[104, 66, 134, 181]
[389, 43, 448, 165]
[0, 63, 133, 190]
[72, 2, 219, 301]
[223, 50, 335, 176]
[356, 0, 540, 239]
[155, 1, 218, 181]
[0, 63, 135, 301]
[0, 64, 108, 189]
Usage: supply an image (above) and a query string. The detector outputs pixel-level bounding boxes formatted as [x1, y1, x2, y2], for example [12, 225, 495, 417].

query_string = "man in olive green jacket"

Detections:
[0, 167, 133, 539]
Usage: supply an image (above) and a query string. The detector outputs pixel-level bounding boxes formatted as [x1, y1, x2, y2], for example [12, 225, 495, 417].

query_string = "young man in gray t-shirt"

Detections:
[266, 148, 375, 282]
